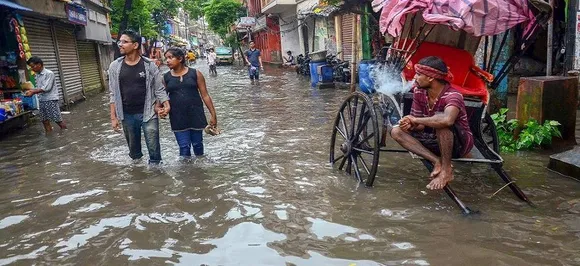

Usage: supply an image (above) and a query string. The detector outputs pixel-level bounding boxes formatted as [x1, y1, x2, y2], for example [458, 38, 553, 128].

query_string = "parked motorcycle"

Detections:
[296, 53, 311, 76]
[325, 52, 350, 82]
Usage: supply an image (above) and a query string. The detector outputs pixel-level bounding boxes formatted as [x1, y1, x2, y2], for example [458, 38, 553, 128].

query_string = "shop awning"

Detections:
[297, 4, 339, 19]
[376, 0, 549, 37]
[0, 0, 32, 11]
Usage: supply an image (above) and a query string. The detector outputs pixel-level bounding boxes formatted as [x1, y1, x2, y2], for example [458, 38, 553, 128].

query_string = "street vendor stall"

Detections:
[0, 7, 37, 136]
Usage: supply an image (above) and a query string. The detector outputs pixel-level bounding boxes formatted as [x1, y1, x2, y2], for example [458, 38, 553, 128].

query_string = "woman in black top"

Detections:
[157, 48, 217, 158]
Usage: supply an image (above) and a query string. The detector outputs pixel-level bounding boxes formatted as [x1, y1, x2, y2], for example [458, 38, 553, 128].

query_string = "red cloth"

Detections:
[414, 64, 454, 82]
[379, 0, 535, 37]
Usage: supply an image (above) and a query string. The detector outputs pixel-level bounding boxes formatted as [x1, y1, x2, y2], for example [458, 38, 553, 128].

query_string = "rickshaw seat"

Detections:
[400, 41, 491, 103]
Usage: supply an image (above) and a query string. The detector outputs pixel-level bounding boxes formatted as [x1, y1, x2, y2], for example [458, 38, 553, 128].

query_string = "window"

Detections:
[97, 13, 107, 25]
[89, 10, 97, 21]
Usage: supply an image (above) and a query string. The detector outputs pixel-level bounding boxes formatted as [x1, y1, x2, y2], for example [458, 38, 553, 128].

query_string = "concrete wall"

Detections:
[297, 0, 318, 54]
[280, 9, 300, 58]
[78, 1, 112, 43]
[16, 0, 68, 19]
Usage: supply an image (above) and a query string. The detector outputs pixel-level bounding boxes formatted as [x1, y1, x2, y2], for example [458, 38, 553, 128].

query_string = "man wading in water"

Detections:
[390, 56, 474, 190]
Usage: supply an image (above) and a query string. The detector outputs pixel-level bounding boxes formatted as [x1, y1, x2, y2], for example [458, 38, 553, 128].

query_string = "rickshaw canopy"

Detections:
[375, 0, 552, 37]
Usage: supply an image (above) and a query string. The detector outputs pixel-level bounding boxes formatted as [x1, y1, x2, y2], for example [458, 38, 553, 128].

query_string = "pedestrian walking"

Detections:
[207, 48, 217, 76]
[150, 38, 163, 67]
[108, 30, 170, 164]
[244, 41, 264, 84]
[25, 56, 67, 133]
[186, 49, 196, 66]
[161, 48, 218, 159]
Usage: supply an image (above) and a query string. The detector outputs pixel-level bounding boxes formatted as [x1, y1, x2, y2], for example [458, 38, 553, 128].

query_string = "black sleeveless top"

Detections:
[164, 68, 208, 131]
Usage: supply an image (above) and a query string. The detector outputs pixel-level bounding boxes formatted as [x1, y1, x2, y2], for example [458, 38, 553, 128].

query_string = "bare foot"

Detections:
[426, 169, 454, 190]
[430, 161, 442, 179]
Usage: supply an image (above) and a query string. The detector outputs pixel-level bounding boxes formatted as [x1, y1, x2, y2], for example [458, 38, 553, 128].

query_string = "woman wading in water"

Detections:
[157, 48, 218, 159]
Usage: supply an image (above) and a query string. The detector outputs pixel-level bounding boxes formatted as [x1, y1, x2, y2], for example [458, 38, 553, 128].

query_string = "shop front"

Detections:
[0, 4, 37, 136]
[252, 16, 282, 64]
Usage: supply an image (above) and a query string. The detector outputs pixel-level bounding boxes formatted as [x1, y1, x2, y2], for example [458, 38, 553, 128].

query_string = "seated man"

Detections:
[390, 56, 474, 190]
[283, 51, 295, 66]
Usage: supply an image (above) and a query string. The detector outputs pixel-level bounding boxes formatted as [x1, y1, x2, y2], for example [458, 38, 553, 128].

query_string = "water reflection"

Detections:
[0, 63, 579, 265]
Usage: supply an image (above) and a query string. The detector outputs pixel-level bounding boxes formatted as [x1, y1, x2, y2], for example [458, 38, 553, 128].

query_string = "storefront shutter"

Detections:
[23, 16, 65, 106]
[341, 14, 354, 63]
[54, 22, 84, 103]
[76, 41, 103, 95]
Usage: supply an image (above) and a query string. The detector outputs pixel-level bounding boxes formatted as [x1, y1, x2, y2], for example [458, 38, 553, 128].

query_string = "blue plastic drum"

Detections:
[309, 61, 327, 87]
[319, 65, 334, 83]
[0, 108, 6, 122]
[358, 59, 376, 94]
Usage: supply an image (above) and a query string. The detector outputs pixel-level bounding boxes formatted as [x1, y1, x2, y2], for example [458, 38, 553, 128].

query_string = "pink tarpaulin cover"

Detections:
[377, 0, 535, 37]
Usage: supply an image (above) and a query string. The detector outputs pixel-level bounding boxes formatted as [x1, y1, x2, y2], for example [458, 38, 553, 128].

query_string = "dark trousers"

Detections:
[174, 129, 204, 157]
[121, 113, 161, 163]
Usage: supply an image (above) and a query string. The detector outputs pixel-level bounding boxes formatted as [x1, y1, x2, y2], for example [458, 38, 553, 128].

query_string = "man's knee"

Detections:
[390, 127, 405, 142]
[435, 127, 453, 137]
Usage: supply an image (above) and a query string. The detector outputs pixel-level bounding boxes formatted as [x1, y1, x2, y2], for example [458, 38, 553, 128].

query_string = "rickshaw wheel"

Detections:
[481, 112, 500, 153]
[330, 92, 380, 187]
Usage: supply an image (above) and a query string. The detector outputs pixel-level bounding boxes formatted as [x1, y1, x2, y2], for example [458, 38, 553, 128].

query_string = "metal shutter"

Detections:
[54, 22, 84, 103]
[23, 16, 65, 106]
[76, 41, 103, 94]
[341, 14, 354, 63]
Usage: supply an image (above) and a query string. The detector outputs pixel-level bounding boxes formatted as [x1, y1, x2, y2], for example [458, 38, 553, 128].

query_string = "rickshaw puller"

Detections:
[390, 56, 474, 190]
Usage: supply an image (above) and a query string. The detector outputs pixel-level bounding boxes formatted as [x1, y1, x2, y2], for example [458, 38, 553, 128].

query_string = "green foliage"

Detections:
[203, 0, 242, 37]
[149, 0, 181, 36]
[224, 34, 239, 49]
[490, 108, 562, 152]
[183, 0, 208, 20]
[110, 0, 181, 38]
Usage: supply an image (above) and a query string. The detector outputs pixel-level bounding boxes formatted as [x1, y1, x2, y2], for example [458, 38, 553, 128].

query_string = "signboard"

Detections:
[236, 17, 256, 29]
[254, 16, 267, 31]
[66, 4, 87, 25]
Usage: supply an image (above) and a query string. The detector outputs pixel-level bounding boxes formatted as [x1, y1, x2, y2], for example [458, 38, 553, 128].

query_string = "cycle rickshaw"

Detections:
[329, 0, 552, 214]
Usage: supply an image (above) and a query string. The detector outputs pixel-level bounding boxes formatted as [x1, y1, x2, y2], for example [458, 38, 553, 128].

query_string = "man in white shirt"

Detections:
[207, 48, 217, 75]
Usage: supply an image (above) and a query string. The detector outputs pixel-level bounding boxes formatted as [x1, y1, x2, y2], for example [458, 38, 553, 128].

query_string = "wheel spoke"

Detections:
[333, 154, 345, 164]
[335, 126, 348, 140]
[357, 155, 371, 175]
[354, 112, 371, 138]
[339, 112, 349, 140]
[347, 100, 353, 123]
[338, 155, 348, 170]
[357, 132, 375, 146]
[346, 155, 353, 174]
[352, 154, 363, 182]
[356, 102, 367, 132]
[349, 97, 359, 139]
[353, 147, 374, 155]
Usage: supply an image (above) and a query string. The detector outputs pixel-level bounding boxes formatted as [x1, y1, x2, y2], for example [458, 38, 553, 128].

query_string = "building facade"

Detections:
[14, 0, 113, 108]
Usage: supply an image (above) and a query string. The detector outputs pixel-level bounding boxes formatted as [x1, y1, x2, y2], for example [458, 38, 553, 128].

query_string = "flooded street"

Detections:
[1, 62, 580, 265]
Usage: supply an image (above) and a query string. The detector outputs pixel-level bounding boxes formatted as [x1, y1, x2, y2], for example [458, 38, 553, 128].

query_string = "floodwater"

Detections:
[0, 62, 579, 265]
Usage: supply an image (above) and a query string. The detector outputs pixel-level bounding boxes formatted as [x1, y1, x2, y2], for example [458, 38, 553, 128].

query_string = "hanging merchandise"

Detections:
[0, 11, 36, 124]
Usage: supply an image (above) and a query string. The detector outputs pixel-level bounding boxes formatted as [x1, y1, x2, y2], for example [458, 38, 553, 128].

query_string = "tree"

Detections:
[182, 0, 208, 20]
[203, 0, 242, 37]
[110, 0, 181, 38]
[149, 0, 181, 36]
[111, 0, 157, 37]
[117, 0, 133, 37]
